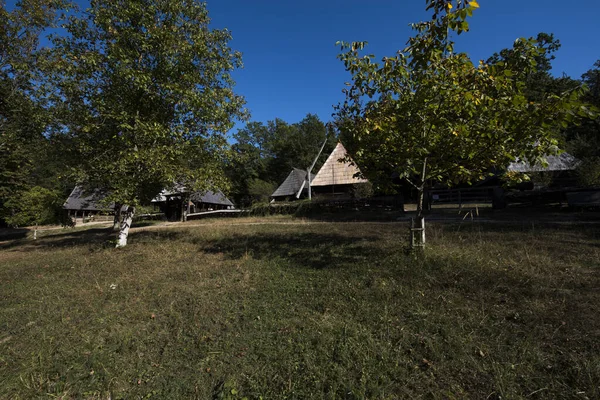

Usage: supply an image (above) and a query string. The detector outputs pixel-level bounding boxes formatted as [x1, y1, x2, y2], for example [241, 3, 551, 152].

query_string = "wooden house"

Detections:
[310, 142, 369, 198]
[271, 168, 314, 201]
[63, 186, 114, 220]
[151, 186, 234, 220]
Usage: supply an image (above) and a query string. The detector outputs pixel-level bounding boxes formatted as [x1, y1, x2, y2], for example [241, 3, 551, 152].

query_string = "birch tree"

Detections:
[48, 0, 247, 246]
[335, 0, 591, 247]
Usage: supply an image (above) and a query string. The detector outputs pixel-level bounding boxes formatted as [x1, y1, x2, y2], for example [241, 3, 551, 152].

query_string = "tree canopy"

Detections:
[48, 0, 248, 207]
[0, 0, 70, 226]
[228, 114, 335, 205]
[335, 0, 592, 219]
[44, 0, 247, 244]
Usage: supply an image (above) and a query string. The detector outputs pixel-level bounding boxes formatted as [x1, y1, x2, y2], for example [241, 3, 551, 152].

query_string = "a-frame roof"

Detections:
[311, 142, 368, 187]
[271, 168, 313, 198]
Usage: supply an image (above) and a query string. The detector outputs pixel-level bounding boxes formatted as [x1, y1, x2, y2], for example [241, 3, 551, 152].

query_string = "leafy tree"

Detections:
[335, 0, 591, 247]
[487, 32, 579, 102]
[228, 114, 335, 206]
[228, 122, 273, 206]
[567, 60, 600, 186]
[47, 0, 247, 246]
[269, 114, 335, 184]
[4, 186, 61, 238]
[247, 178, 276, 204]
[0, 0, 69, 225]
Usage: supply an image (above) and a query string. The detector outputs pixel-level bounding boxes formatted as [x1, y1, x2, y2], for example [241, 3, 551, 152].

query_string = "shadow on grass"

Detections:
[443, 218, 600, 243]
[202, 231, 387, 270]
[0, 228, 29, 241]
[0, 227, 115, 251]
[296, 208, 404, 223]
[129, 229, 388, 270]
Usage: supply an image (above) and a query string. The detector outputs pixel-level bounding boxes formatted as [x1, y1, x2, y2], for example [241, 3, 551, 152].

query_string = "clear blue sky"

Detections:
[203, 0, 600, 131]
[8, 0, 600, 132]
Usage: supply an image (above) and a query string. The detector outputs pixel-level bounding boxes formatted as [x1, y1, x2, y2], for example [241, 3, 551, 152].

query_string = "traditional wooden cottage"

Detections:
[271, 168, 314, 201]
[151, 186, 234, 220]
[310, 142, 369, 198]
[63, 186, 114, 220]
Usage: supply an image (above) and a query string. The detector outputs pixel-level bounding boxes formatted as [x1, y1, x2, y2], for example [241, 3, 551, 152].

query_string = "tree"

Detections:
[48, 0, 247, 246]
[0, 0, 69, 226]
[486, 32, 579, 102]
[335, 0, 591, 248]
[4, 186, 61, 239]
[228, 114, 335, 206]
[567, 60, 600, 186]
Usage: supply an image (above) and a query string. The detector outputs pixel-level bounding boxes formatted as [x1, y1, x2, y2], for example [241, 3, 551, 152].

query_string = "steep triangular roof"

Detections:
[271, 168, 313, 198]
[311, 142, 368, 186]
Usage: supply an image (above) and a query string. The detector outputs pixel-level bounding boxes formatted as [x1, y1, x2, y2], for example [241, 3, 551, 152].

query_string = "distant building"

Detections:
[63, 186, 114, 218]
[271, 168, 314, 201]
[507, 152, 579, 173]
[310, 142, 369, 198]
[64, 185, 234, 222]
[151, 185, 234, 220]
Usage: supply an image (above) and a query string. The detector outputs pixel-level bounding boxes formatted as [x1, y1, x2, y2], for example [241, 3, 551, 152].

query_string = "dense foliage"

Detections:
[0, 0, 598, 230]
[335, 0, 594, 223]
[227, 114, 336, 206]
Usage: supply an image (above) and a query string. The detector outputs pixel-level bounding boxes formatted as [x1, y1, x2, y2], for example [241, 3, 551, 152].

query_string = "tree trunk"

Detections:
[116, 206, 134, 248]
[415, 187, 426, 248]
[181, 196, 188, 222]
[113, 204, 122, 231]
[33, 223, 38, 240]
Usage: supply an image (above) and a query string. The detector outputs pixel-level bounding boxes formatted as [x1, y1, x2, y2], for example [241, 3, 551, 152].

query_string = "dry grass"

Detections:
[0, 217, 599, 399]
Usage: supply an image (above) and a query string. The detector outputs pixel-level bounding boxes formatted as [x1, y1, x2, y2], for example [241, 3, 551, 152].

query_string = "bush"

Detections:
[576, 157, 600, 187]
[3, 186, 62, 227]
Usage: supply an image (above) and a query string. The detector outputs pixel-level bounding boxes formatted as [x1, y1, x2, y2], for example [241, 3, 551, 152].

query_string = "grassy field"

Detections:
[1, 216, 599, 399]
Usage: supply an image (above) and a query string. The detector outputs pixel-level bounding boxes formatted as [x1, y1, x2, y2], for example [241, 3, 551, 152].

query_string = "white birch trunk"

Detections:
[113, 204, 122, 231]
[116, 207, 134, 248]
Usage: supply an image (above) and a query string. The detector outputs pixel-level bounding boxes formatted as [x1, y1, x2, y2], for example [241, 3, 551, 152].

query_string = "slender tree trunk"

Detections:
[113, 203, 122, 231]
[33, 223, 38, 240]
[181, 196, 188, 222]
[116, 206, 134, 248]
[416, 188, 426, 247]
[413, 156, 428, 249]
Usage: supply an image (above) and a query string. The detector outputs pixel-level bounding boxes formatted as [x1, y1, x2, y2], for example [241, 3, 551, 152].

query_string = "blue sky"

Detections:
[8, 0, 600, 132]
[203, 0, 600, 131]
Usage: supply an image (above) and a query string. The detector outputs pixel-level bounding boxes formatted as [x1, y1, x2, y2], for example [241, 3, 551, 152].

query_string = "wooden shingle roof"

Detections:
[271, 168, 313, 198]
[151, 186, 234, 207]
[63, 186, 113, 211]
[311, 142, 368, 186]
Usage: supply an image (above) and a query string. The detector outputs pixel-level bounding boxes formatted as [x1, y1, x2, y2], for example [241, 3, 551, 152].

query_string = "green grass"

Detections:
[0, 218, 599, 399]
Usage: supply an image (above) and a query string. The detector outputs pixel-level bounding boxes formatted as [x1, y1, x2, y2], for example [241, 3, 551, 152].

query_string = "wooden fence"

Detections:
[426, 187, 501, 210]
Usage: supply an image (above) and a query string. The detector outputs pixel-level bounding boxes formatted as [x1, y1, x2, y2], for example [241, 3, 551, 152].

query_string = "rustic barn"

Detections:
[152, 186, 234, 220]
[63, 186, 114, 219]
[507, 152, 580, 189]
[271, 168, 314, 201]
[310, 142, 369, 198]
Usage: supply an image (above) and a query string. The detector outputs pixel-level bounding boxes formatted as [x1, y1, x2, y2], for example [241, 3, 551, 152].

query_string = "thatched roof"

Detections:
[507, 152, 579, 173]
[63, 186, 113, 211]
[311, 142, 368, 186]
[271, 168, 313, 198]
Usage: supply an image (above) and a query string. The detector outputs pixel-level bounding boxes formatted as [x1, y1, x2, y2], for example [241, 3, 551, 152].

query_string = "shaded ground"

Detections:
[0, 217, 599, 399]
